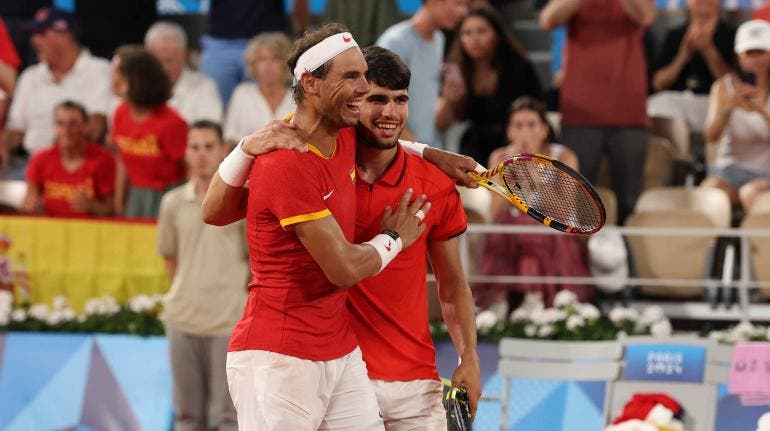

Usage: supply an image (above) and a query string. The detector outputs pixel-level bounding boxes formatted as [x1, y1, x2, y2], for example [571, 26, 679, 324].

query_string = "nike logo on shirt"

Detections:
[323, 190, 335, 200]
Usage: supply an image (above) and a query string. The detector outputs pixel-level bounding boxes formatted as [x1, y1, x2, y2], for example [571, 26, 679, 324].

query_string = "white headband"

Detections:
[293, 32, 359, 83]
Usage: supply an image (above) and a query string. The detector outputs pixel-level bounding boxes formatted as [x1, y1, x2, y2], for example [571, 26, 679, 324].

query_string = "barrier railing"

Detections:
[454, 224, 770, 321]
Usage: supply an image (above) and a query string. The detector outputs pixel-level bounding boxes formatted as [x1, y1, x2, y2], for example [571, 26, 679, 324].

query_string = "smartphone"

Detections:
[739, 70, 757, 86]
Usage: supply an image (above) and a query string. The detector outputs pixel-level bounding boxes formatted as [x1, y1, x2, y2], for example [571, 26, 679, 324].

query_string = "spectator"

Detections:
[438, 3, 543, 165]
[702, 20, 770, 212]
[199, 0, 308, 106]
[0, 16, 20, 164]
[476, 96, 591, 317]
[145, 21, 223, 124]
[540, 0, 655, 224]
[3, 8, 112, 176]
[322, 0, 402, 46]
[157, 120, 247, 431]
[22, 100, 115, 217]
[110, 45, 187, 218]
[376, 0, 469, 148]
[224, 32, 295, 145]
[649, 0, 735, 133]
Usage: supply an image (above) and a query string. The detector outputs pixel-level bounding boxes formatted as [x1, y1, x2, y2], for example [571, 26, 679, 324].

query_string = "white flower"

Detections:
[640, 306, 665, 326]
[475, 310, 499, 331]
[509, 307, 531, 323]
[129, 294, 155, 313]
[616, 331, 628, 340]
[553, 290, 578, 309]
[524, 324, 537, 337]
[28, 304, 50, 321]
[537, 324, 554, 338]
[0, 290, 13, 308]
[0, 310, 8, 326]
[52, 295, 69, 311]
[46, 310, 64, 326]
[609, 307, 639, 324]
[77, 314, 87, 323]
[11, 309, 26, 322]
[62, 309, 76, 321]
[578, 303, 600, 321]
[650, 319, 672, 337]
[102, 296, 120, 315]
[533, 308, 567, 325]
[85, 296, 120, 316]
[566, 315, 586, 331]
[732, 321, 757, 341]
[708, 330, 723, 341]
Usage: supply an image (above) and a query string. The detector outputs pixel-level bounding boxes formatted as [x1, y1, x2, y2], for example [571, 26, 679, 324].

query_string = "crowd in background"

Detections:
[2, 0, 770, 315]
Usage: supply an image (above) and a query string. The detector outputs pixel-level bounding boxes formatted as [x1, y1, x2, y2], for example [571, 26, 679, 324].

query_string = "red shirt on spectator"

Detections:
[0, 18, 20, 70]
[111, 102, 187, 191]
[26, 142, 116, 217]
[228, 128, 359, 361]
[349, 146, 467, 381]
[560, 0, 650, 127]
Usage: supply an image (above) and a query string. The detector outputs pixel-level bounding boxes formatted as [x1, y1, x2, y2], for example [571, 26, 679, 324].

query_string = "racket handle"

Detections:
[473, 163, 486, 174]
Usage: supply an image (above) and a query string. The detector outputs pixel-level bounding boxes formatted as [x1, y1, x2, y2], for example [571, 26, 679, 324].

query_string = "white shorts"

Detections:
[370, 379, 447, 431]
[226, 347, 383, 431]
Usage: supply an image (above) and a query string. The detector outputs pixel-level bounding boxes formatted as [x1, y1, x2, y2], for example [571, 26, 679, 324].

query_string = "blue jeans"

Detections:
[200, 35, 250, 106]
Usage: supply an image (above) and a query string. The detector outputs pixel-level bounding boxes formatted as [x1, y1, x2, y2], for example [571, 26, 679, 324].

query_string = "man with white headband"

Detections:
[219, 23, 429, 430]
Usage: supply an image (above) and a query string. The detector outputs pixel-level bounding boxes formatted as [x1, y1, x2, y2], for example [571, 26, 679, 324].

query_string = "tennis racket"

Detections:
[468, 153, 605, 235]
[444, 385, 472, 431]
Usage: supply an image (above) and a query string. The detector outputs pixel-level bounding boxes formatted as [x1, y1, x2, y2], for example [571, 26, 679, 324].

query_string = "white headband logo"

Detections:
[293, 32, 359, 83]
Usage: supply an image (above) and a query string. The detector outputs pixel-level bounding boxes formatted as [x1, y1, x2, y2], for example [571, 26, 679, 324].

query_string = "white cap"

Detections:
[735, 19, 770, 54]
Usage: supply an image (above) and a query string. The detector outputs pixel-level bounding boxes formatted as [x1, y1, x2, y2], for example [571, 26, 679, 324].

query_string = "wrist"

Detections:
[364, 231, 403, 274]
[218, 139, 255, 187]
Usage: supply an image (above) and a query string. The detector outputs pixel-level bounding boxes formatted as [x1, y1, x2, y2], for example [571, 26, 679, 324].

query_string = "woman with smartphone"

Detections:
[703, 19, 770, 214]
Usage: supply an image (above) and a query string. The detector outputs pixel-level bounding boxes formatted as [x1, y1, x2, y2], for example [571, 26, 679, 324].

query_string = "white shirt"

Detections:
[8, 50, 112, 154]
[224, 82, 295, 142]
[169, 68, 223, 124]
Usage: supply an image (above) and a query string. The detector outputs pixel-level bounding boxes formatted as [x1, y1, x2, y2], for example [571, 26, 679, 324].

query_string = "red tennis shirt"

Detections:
[26, 142, 116, 217]
[349, 144, 467, 381]
[228, 127, 359, 361]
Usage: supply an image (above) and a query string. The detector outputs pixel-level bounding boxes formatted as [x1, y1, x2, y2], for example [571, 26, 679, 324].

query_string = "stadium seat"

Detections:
[596, 136, 679, 193]
[0, 180, 27, 211]
[741, 190, 770, 299]
[596, 186, 618, 226]
[650, 115, 690, 158]
[625, 187, 731, 298]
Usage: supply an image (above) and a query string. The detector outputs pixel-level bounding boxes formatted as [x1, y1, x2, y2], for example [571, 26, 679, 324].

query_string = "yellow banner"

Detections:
[0, 216, 168, 311]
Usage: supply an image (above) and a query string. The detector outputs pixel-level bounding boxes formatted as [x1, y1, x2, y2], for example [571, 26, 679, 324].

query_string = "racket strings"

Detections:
[502, 161, 601, 232]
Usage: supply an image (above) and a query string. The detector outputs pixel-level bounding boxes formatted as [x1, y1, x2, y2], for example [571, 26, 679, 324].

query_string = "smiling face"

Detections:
[314, 48, 370, 128]
[357, 83, 409, 149]
[54, 106, 87, 151]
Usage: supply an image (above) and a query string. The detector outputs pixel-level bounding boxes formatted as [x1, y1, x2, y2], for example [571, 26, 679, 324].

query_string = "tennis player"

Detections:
[220, 24, 430, 430]
[350, 46, 481, 429]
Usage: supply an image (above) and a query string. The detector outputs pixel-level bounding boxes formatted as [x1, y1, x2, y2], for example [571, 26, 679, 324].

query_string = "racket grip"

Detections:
[473, 163, 486, 174]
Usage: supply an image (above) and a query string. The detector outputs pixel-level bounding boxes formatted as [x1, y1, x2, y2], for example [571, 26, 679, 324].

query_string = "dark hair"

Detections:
[448, 3, 529, 111]
[509, 96, 548, 124]
[361, 46, 411, 90]
[114, 45, 171, 109]
[54, 100, 88, 121]
[287, 22, 349, 102]
[190, 119, 224, 142]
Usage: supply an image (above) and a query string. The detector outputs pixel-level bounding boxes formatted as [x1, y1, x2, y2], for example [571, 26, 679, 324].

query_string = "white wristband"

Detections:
[364, 233, 403, 274]
[218, 139, 255, 187]
[399, 140, 427, 159]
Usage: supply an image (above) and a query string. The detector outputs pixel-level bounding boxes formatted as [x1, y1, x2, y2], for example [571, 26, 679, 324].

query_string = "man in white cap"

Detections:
[218, 23, 430, 430]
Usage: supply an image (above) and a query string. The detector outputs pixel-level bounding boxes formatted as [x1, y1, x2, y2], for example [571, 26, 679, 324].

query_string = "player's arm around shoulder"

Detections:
[428, 237, 482, 418]
[202, 120, 308, 226]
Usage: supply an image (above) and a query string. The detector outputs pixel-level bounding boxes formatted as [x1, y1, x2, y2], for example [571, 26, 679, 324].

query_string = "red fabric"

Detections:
[611, 393, 682, 424]
[754, 5, 770, 22]
[229, 128, 359, 361]
[25, 143, 116, 217]
[348, 145, 467, 381]
[560, 0, 650, 127]
[476, 209, 592, 308]
[111, 102, 187, 190]
[0, 18, 20, 69]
